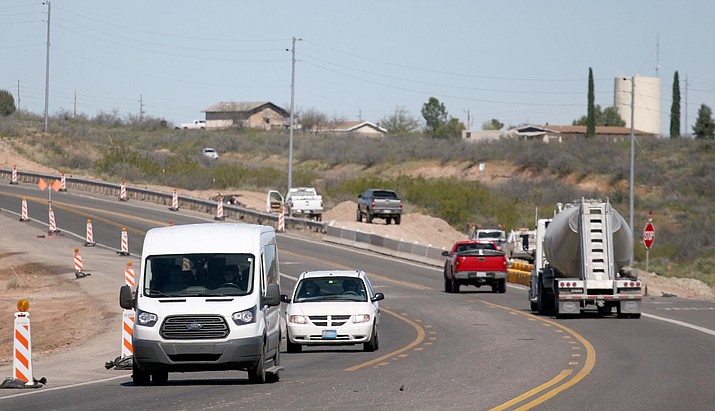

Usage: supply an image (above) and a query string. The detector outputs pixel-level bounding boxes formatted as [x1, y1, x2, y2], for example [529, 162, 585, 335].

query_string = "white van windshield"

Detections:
[143, 253, 254, 297]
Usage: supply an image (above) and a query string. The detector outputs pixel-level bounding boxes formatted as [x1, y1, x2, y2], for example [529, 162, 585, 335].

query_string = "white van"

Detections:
[119, 223, 282, 385]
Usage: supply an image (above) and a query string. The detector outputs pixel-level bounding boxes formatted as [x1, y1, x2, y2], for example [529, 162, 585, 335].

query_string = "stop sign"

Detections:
[643, 222, 655, 249]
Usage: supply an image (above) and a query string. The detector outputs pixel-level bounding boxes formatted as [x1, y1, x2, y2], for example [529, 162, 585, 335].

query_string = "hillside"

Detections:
[0, 137, 712, 299]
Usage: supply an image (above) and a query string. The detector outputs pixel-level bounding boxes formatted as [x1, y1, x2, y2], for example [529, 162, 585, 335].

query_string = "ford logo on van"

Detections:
[186, 322, 203, 331]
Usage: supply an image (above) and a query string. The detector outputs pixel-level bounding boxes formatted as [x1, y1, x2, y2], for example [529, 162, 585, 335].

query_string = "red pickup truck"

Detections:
[442, 240, 508, 293]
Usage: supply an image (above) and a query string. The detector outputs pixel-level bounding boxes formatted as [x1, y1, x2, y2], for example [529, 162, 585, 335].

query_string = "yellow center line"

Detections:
[482, 302, 596, 411]
[343, 307, 426, 372]
[8, 193, 167, 234]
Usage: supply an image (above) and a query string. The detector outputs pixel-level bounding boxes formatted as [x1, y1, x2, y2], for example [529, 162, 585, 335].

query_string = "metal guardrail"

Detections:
[2, 167, 532, 287]
[0, 168, 324, 232]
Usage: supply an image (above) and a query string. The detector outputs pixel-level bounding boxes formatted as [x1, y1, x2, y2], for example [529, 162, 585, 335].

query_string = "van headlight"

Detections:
[288, 315, 309, 324]
[232, 306, 256, 325]
[136, 309, 158, 327]
[353, 314, 371, 323]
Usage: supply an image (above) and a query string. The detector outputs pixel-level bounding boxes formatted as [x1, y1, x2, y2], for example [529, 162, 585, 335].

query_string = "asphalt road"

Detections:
[0, 183, 714, 410]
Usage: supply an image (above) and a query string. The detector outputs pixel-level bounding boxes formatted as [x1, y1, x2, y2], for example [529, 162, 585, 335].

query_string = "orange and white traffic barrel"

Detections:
[124, 261, 135, 287]
[74, 248, 84, 273]
[121, 310, 135, 358]
[169, 188, 179, 211]
[59, 172, 67, 192]
[19, 197, 28, 222]
[214, 196, 225, 221]
[10, 164, 19, 184]
[13, 299, 33, 383]
[119, 180, 127, 201]
[48, 207, 59, 235]
[278, 207, 285, 232]
[118, 227, 130, 256]
[84, 219, 96, 247]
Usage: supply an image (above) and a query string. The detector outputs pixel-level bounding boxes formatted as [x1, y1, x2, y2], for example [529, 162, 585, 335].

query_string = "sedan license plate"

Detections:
[322, 330, 337, 339]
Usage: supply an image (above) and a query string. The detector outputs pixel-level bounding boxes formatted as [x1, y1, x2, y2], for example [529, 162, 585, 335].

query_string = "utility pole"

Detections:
[628, 76, 635, 266]
[684, 75, 689, 138]
[655, 33, 660, 78]
[43, 1, 51, 132]
[139, 94, 145, 120]
[287, 36, 301, 193]
[16, 80, 20, 111]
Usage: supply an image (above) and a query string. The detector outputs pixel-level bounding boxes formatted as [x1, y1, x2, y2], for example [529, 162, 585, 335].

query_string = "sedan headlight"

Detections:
[353, 314, 371, 323]
[288, 315, 309, 324]
[136, 309, 158, 327]
[232, 306, 256, 325]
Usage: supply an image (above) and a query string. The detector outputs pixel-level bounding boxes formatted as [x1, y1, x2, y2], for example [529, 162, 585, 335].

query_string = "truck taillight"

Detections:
[400, 200, 403, 209]
[371, 200, 375, 208]
[558, 281, 583, 294]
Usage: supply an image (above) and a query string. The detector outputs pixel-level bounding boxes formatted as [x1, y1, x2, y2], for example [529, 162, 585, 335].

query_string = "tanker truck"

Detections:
[528, 198, 642, 318]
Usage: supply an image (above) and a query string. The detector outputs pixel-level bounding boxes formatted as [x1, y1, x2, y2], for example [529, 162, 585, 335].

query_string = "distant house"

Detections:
[461, 129, 516, 142]
[202, 101, 289, 130]
[510, 125, 655, 142]
[325, 121, 387, 136]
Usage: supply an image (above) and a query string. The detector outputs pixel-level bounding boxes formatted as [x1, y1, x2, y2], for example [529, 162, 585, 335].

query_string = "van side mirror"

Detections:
[263, 283, 281, 307]
[441, 250, 449, 257]
[119, 285, 134, 309]
[371, 292, 385, 302]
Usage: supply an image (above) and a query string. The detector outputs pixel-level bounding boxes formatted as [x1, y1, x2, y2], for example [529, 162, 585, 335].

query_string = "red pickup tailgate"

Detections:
[453, 252, 506, 273]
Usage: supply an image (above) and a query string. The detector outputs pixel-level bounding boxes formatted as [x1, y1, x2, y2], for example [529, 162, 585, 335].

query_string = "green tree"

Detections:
[0, 89, 16, 116]
[601, 106, 626, 127]
[481, 118, 504, 131]
[693, 104, 715, 139]
[586, 67, 596, 138]
[380, 106, 420, 135]
[421, 97, 464, 138]
[421, 97, 447, 134]
[573, 105, 625, 127]
[670, 71, 681, 138]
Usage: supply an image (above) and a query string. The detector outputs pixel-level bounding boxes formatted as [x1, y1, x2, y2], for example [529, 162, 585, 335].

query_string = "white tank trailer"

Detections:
[531, 198, 642, 318]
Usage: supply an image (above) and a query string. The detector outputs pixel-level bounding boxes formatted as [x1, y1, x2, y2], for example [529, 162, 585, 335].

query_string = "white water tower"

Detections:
[614, 76, 661, 136]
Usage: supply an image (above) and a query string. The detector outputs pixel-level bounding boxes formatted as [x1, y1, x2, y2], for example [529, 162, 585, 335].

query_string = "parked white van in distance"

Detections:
[119, 223, 282, 385]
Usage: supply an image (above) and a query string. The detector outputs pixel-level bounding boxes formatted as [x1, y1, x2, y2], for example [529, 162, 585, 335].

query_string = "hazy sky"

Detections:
[1, 1, 713, 133]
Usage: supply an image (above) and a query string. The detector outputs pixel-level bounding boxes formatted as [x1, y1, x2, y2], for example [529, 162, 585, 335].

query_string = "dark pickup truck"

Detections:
[356, 189, 403, 225]
[442, 240, 508, 293]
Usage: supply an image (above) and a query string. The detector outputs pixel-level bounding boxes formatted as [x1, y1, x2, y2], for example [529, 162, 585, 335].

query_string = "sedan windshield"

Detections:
[294, 277, 367, 303]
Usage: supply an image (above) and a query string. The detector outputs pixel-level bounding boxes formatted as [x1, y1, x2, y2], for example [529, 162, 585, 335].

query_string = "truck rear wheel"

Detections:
[451, 278, 460, 293]
[366, 212, 373, 224]
[356, 209, 362, 222]
[492, 279, 506, 293]
[394, 215, 401, 225]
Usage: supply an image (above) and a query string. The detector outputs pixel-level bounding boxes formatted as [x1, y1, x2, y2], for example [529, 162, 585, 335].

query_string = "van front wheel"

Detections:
[248, 345, 266, 384]
[132, 361, 150, 386]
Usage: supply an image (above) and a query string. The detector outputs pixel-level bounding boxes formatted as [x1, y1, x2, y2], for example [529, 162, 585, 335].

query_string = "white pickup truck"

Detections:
[175, 119, 206, 129]
[284, 187, 323, 221]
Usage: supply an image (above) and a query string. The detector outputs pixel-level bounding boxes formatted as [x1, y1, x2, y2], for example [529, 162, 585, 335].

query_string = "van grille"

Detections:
[160, 315, 229, 340]
[309, 315, 351, 327]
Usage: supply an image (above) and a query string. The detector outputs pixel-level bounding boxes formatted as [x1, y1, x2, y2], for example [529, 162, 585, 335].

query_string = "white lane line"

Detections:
[0, 375, 128, 400]
[642, 312, 715, 337]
